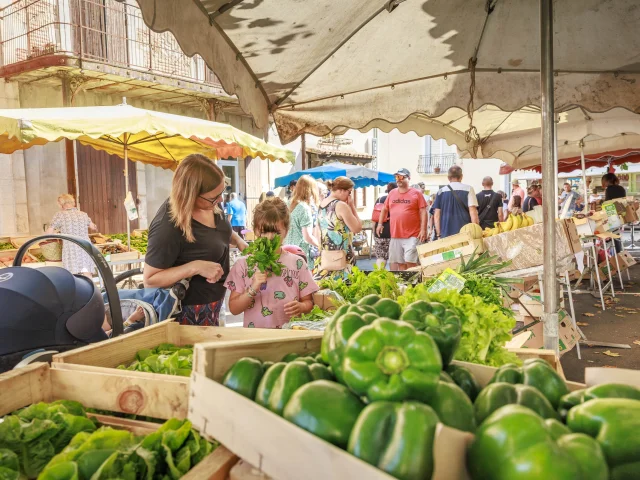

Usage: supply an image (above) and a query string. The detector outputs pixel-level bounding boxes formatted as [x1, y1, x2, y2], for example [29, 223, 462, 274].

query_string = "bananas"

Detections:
[483, 214, 534, 237]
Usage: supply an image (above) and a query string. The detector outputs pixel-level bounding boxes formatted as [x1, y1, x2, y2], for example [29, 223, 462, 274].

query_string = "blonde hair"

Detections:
[253, 197, 290, 235]
[327, 176, 354, 192]
[289, 175, 319, 212]
[170, 154, 225, 243]
[58, 194, 76, 208]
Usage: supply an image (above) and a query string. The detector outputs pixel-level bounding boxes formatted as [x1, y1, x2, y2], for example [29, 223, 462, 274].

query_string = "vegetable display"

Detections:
[398, 286, 520, 367]
[38, 418, 216, 480]
[117, 344, 193, 377]
[318, 266, 401, 303]
[289, 305, 327, 323]
[488, 358, 569, 409]
[468, 405, 608, 480]
[474, 382, 559, 425]
[0, 400, 97, 479]
[243, 235, 284, 278]
[108, 232, 148, 254]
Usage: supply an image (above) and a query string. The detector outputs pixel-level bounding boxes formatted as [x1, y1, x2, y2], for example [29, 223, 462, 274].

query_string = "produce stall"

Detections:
[185, 307, 640, 480]
[0, 363, 238, 480]
[50, 322, 322, 419]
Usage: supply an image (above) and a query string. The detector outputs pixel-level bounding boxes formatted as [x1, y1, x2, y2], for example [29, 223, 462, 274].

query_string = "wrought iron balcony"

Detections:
[0, 0, 223, 90]
[417, 153, 457, 174]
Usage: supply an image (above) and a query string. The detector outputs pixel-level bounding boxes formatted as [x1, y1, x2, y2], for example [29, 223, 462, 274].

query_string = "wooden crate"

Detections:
[51, 322, 322, 419]
[0, 363, 239, 480]
[417, 233, 484, 268]
[189, 338, 473, 480]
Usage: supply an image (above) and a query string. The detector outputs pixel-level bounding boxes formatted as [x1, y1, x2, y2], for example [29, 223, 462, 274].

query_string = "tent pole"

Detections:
[124, 133, 131, 251]
[580, 141, 588, 213]
[540, 0, 558, 354]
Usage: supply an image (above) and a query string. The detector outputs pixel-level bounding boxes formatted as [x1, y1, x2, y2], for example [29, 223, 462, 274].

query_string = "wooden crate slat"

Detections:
[194, 336, 322, 382]
[0, 363, 52, 415]
[50, 365, 190, 419]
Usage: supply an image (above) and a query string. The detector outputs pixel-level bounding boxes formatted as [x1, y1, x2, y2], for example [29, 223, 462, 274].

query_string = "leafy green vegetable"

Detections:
[118, 344, 193, 377]
[108, 232, 148, 254]
[398, 285, 521, 367]
[318, 266, 401, 303]
[0, 449, 20, 480]
[0, 401, 97, 479]
[0, 243, 14, 251]
[39, 418, 218, 480]
[289, 305, 328, 322]
[244, 235, 285, 278]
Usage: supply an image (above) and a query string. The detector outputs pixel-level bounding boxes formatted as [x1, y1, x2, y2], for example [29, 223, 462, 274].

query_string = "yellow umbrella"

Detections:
[0, 103, 294, 246]
[0, 103, 294, 167]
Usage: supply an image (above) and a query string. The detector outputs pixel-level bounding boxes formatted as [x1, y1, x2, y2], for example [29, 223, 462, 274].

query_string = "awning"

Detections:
[306, 147, 374, 165]
[133, 0, 640, 145]
[0, 104, 295, 169]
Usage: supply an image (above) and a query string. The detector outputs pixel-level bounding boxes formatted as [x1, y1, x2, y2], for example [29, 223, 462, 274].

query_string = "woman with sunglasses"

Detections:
[144, 154, 247, 326]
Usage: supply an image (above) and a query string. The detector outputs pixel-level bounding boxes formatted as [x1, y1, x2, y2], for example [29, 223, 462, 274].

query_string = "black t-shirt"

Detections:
[523, 196, 539, 213]
[605, 184, 627, 201]
[476, 189, 502, 229]
[375, 195, 391, 239]
[145, 200, 232, 306]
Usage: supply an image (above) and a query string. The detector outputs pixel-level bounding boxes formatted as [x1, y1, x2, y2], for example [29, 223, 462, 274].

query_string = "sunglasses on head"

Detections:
[199, 192, 223, 205]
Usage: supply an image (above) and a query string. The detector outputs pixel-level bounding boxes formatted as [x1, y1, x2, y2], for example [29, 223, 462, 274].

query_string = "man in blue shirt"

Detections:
[433, 166, 480, 239]
[226, 192, 247, 238]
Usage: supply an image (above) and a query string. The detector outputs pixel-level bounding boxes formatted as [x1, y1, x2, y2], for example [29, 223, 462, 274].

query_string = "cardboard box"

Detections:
[619, 251, 637, 268]
[421, 256, 464, 278]
[515, 310, 578, 355]
[312, 290, 342, 311]
[482, 220, 574, 272]
[623, 205, 639, 224]
[560, 219, 582, 254]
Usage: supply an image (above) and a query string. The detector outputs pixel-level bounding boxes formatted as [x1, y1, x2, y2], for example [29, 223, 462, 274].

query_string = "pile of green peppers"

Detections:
[220, 293, 640, 480]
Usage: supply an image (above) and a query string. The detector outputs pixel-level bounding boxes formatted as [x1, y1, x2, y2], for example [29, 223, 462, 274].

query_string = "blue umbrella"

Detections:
[274, 162, 395, 189]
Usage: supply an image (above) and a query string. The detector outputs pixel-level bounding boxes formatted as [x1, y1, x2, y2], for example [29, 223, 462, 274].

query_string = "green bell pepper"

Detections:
[474, 382, 560, 425]
[446, 364, 481, 401]
[309, 363, 333, 381]
[320, 304, 377, 367]
[545, 418, 572, 440]
[324, 308, 377, 383]
[348, 401, 439, 480]
[255, 362, 286, 407]
[267, 361, 314, 415]
[439, 371, 454, 383]
[468, 405, 608, 480]
[342, 319, 442, 403]
[399, 300, 461, 367]
[559, 383, 640, 420]
[567, 398, 640, 477]
[426, 381, 476, 433]
[489, 358, 569, 409]
[358, 294, 381, 306]
[283, 380, 365, 448]
[281, 353, 299, 362]
[372, 298, 402, 319]
[222, 357, 265, 399]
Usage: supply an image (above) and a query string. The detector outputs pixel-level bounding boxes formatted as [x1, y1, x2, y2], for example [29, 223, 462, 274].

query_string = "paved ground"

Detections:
[560, 266, 640, 382]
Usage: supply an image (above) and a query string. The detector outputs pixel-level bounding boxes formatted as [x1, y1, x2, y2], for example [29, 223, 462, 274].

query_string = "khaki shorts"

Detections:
[389, 237, 419, 264]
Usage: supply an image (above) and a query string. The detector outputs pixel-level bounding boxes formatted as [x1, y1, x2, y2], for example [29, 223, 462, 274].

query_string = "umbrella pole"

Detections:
[124, 136, 131, 251]
[540, 0, 558, 354]
[580, 141, 588, 213]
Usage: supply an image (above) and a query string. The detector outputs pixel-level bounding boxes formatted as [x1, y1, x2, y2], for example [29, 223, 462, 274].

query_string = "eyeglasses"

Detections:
[394, 174, 407, 179]
[199, 193, 222, 205]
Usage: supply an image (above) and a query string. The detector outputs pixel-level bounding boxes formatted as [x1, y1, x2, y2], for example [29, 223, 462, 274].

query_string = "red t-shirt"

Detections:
[384, 188, 427, 238]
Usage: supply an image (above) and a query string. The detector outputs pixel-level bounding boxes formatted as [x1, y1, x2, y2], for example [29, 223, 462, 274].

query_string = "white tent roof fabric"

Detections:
[136, 0, 640, 158]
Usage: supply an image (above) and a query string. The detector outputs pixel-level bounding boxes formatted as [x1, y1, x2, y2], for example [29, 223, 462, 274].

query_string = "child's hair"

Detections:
[289, 175, 319, 212]
[512, 194, 522, 209]
[253, 197, 290, 234]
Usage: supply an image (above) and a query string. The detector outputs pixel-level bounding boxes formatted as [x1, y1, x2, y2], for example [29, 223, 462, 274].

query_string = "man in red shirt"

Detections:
[376, 168, 427, 271]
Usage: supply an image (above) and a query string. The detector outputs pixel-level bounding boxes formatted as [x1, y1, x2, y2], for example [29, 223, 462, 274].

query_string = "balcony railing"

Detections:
[0, 0, 223, 89]
[417, 153, 457, 174]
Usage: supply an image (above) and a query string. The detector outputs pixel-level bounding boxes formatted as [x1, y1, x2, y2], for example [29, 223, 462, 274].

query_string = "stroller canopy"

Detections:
[0, 266, 105, 356]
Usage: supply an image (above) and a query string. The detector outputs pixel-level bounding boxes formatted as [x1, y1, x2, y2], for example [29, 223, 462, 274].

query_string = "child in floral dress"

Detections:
[225, 198, 319, 328]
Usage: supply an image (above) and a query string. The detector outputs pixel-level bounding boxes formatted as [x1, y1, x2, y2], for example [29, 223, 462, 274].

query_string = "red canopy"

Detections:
[501, 149, 640, 174]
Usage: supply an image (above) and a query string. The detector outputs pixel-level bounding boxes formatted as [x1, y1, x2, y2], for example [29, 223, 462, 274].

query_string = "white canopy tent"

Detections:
[132, 0, 640, 351]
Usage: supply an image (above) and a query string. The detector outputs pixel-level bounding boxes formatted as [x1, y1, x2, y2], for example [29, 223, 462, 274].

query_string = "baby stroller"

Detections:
[0, 234, 124, 373]
[102, 267, 189, 335]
